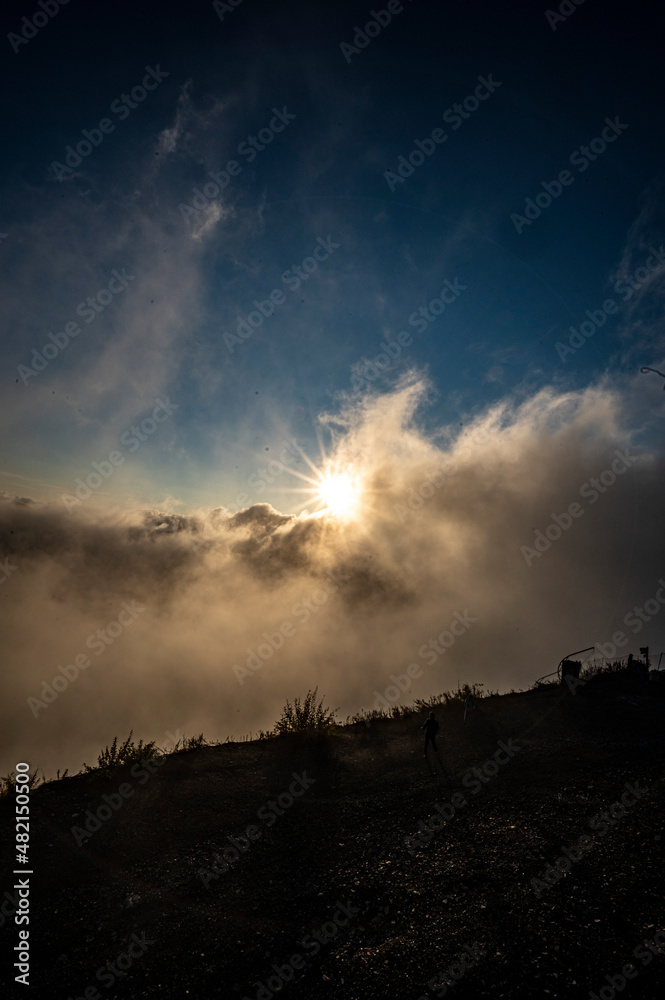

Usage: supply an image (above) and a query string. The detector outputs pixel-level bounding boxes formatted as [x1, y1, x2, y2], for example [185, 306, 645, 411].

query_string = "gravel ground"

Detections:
[1, 672, 664, 999]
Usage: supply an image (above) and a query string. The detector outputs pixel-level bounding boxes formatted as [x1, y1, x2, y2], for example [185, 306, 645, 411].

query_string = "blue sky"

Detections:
[2, 0, 663, 513]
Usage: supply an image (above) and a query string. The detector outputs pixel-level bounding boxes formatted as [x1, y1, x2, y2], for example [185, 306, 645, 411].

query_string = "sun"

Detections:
[277, 446, 364, 519]
[317, 472, 360, 517]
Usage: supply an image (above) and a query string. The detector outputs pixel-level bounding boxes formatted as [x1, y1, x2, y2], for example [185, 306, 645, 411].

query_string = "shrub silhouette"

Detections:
[83, 730, 161, 775]
[273, 687, 338, 736]
[0, 768, 44, 800]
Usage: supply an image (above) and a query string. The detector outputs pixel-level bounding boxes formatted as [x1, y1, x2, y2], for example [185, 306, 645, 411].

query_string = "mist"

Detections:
[2, 373, 664, 776]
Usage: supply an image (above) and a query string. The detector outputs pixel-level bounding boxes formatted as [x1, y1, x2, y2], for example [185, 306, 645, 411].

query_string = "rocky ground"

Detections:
[1, 669, 664, 999]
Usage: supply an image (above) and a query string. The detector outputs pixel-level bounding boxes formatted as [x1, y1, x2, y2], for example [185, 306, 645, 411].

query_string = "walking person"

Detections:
[421, 711, 439, 757]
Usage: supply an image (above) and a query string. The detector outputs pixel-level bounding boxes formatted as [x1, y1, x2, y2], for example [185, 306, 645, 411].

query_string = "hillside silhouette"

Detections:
[2, 668, 664, 999]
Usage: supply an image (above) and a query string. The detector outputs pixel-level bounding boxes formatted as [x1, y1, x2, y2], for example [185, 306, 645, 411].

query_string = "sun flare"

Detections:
[317, 472, 360, 517]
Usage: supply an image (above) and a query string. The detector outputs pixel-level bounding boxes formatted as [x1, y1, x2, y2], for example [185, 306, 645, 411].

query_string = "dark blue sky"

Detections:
[1, 0, 663, 510]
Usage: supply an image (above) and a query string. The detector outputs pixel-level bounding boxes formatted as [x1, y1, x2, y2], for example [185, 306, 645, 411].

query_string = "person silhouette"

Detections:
[421, 711, 439, 756]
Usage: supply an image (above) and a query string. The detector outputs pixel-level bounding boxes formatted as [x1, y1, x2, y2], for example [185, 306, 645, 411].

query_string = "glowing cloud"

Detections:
[1, 374, 664, 777]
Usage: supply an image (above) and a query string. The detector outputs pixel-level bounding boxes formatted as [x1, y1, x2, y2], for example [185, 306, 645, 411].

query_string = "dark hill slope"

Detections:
[2, 672, 664, 999]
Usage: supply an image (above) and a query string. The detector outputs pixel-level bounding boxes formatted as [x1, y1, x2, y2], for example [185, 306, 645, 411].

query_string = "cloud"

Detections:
[611, 178, 665, 364]
[0, 82, 253, 488]
[190, 199, 228, 241]
[2, 374, 664, 775]
[0, 192, 208, 468]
